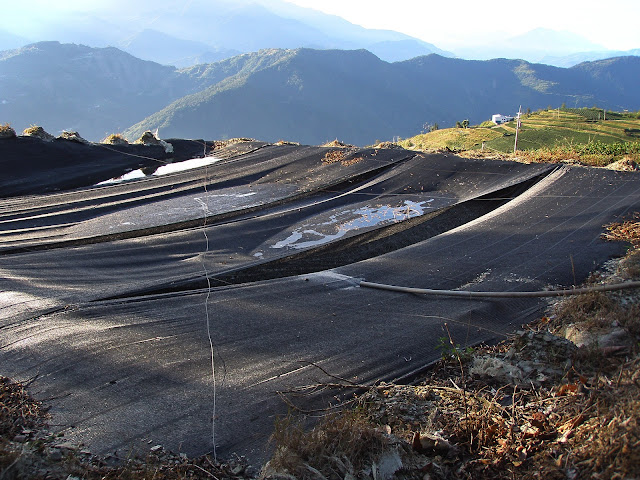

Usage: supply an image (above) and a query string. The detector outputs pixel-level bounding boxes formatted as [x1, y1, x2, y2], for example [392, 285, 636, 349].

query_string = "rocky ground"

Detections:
[2, 218, 639, 480]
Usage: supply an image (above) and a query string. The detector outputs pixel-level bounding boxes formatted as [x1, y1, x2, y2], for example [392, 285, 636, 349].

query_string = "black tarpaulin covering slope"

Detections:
[1, 143, 639, 464]
[0, 149, 550, 319]
[0, 137, 228, 197]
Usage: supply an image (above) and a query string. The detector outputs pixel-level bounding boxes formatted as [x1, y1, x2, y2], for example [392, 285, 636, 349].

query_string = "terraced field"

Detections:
[400, 108, 640, 156]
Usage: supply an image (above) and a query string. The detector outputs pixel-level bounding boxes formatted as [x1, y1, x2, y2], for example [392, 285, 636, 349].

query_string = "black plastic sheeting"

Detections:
[0, 137, 227, 197]
[1, 141, 639, 464]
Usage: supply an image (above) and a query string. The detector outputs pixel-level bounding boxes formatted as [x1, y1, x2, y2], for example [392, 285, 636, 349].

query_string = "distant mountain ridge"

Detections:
[2, 2, 637, 68]
[118, 29, 242, 68]
[1, 42, 639, 145]
[541, 48, 640, 68]
[0, 0, 451, 66]
[454, 28, 611, 64]
[125, 49, 640, 145]
[0, 42, 189, 139]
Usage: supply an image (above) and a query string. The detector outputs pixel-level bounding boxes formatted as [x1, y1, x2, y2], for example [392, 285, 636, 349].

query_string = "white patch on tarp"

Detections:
[152, 157, 220, 176]
[271, 200, 433, 250]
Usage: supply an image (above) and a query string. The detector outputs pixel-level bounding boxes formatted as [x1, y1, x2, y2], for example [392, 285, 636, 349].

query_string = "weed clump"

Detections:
[321, 139, 354, 148]
[321, 148, 363, 167]
[22, 125, 55, 142]
[0, 377, 48, 439]
[0, 123, 16, 139]
[264, 412, 389, 479]
[373, 141, 403, 149]
[603, 213, 640, 247]
[321, 149, 346, 164]
[101, 133, 129, 145]
[58, 130, 90, 144]
[134, 130, 173, 153]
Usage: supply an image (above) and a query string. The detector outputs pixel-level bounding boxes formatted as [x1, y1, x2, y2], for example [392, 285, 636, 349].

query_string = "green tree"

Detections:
[461, 119, 470, 129]
[455, 121, 462, 128]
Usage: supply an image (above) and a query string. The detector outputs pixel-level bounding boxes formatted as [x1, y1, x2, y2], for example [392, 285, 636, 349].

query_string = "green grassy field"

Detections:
[399, 108, 640, 163]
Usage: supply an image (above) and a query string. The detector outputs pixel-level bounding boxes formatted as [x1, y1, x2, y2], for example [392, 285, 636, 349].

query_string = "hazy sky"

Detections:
[3, 0, 639, 52]
[285, 0, 640, 51]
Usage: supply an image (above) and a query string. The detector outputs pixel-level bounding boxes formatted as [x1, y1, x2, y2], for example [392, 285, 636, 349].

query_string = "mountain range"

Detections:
[0, 0, 452, 67]
[2, 1, 636, 68]
[1, 41, 639, 145]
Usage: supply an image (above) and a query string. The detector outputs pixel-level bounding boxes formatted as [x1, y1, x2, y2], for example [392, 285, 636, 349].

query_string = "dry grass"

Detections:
[351, 310, 640, 479]
[341, 157, 364, 167]
[102, 133, 129, 145]
[0, 377, 48, 439]
[567, 363, 640, 477]
[551, 291, 623, 329]
[321, 149, 346, 164]
[0, 123, 16, 138]
[264, 412, 389, 479]
[321, 148, 364, 167]
[399, 128, 502, 152]
[1, 376, 49, 479]
[209, 138, 256, 151]
[58, 130, 89, 144]
[134, 131, 160, 144]
[372, 141, 403, 149]
[617, 250, 640, 279]
[603, 213, 640, 247]
[321, 139, 354, 148]
[22, 125, 55, 141]
[515, 148, 640, 167]
[81, 453, 252, 480]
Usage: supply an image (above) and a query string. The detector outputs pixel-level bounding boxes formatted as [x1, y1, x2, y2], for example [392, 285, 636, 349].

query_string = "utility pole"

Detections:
[514, 105, 522, 154]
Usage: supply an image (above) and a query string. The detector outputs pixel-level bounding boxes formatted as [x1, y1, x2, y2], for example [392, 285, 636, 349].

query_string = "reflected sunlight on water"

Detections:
[272, 199, 433, 249]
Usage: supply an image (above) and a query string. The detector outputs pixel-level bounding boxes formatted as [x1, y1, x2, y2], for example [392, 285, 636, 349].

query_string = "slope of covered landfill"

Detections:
[1, 137, 638, 464]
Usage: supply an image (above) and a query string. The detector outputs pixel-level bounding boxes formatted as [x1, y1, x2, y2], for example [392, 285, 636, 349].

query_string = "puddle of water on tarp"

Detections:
[270, 199, 433, 250]
[96, 157, 221, 185]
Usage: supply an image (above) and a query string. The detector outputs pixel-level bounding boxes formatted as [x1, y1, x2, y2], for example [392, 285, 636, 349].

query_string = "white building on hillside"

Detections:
[492, 114, 515, 125]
